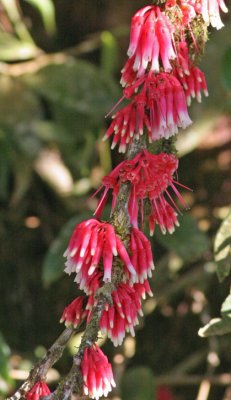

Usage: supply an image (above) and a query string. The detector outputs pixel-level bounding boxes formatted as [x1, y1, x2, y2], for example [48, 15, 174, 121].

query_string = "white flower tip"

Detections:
[112, 247, 118, 256]
[63, 249, 68, 257]
[88, 265, 96, 276]
[80, 248, 86, 258]
[111, 142, 117, 150]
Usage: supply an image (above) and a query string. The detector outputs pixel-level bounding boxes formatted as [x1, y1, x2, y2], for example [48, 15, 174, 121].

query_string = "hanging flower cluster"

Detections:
[26, 381, 51, 400]
[81, 344, 116, 400]
[94, 150, 188, 235]
[56, 1, 228, 400]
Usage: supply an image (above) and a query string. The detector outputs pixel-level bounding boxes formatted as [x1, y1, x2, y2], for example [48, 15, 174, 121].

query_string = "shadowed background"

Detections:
[0, 1, 230, 399]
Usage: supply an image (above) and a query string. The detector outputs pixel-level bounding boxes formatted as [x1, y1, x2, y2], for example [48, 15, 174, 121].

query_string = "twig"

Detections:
[154, 374, 231, 386]
[8, 136, 146, 400]
[7, 327, 76, 400]
[0, 26, 128, 77]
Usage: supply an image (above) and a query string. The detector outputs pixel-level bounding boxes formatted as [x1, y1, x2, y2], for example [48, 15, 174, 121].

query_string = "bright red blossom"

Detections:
[130, 228, 155, 283]
[26, 381, 50, 400]
[127, 6, 176, 78]
[60, 296, 88, 328]
[105, 72, 192, 152]
[99, 281, 153, 346]
[94, 150, 189, 234]
[81, 344, 116, 400]
[64, 219, 136, 290]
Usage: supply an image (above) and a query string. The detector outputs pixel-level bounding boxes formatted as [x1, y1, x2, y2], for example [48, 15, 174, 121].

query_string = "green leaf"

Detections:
[0, 333, 11, 383]
[42, 213, 92, 286]
[221, 46, 231, 91]
[214, 210, 231, 282]
[24, 0, 56, 35]
[25, 60, 119, 129]
[198, 317, 231, 337]
[199, 291, 231, 337]
[221, 293, 231, 318]
[156, 214, 209, 262]
[101, 31, 119, 76]
[0, 32, 38, 61]
[121, 367, 156, 400]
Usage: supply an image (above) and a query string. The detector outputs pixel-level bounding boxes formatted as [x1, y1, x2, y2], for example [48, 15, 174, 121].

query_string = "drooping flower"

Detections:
[103, 92, 152, 153]
[94, 150, 190, 234]
[26, 381, 51, 400]
[126, 5, 176, 79]
[99, 281, 153, 346]
[176, 65, 208, 105]
[149, 200, 179, 236]
[196, 0, 228, 30]
[105, 72, 192, 152]
[60, 296, 88, 328]
[173, 41, 208, 105]
[130, 228, 155, 283]
[81, 344, 116, 400]
[64, 219, 136, 290]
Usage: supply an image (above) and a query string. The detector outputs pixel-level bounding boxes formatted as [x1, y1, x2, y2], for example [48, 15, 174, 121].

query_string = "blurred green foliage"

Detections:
[0, 1, 230, 399]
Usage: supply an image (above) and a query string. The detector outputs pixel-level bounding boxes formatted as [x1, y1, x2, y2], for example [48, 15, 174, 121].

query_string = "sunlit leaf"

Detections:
[0, 333, 11, 383]
[199, 291, 231, 337]
[121, 366, 156, 400]
[156, 214, 209, 262]
[198, 317, 231, 337]
[221, 292, 231, 318]
[214, 210, 231, 282]
[101, 31, 119, 76]
[42, 213, 92, 286]
[0, 32, 38, 61]
[24, 0, 56, 35]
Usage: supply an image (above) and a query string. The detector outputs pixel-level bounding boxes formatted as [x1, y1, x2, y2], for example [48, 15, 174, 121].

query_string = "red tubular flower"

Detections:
[174, 41, 209, 105]
[81, 344, 116, 399]
[126, 5, 176, 81]
[195, 0, 228, 29]
[60, 296, 88, 328]
[26, 381, 50, 400]
[99, 281, 153, 346]
[64, 219, 136, 290]
[94, 150, 190, 235]
[130, 228, 155, 283]
[105, 72, 191, 152]
[103, 93, 152, 153]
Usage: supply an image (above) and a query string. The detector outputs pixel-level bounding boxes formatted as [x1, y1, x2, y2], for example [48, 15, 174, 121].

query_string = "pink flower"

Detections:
[94, 150, 190, 233]
[99, 282, 152, 346]
[149, 200, 179, 236]
[126, 6, 176, 79]
[130, 228, 155, 283]
[174, 41, 208, 105]
[81, 344, 116, 399]
[177, 65, 208, 105]
[26, 381, 50, 400]
[60, 296, 88, 328]
[196, 0, 228, 29]
[105, 72, 191, 151]
[64, 219, 136, 289]
[103, 92, 152, 153]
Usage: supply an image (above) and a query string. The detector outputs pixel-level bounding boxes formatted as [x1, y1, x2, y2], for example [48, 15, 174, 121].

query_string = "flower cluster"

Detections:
[94, 150, 188, 235]
[104, 72, 192, 152]
[81, 344, 116, 400]
[100, 281, 153, 346]
[57, 2, 228, 400]
[64, 219, 136, 288]
[26, 381, 50, 400]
